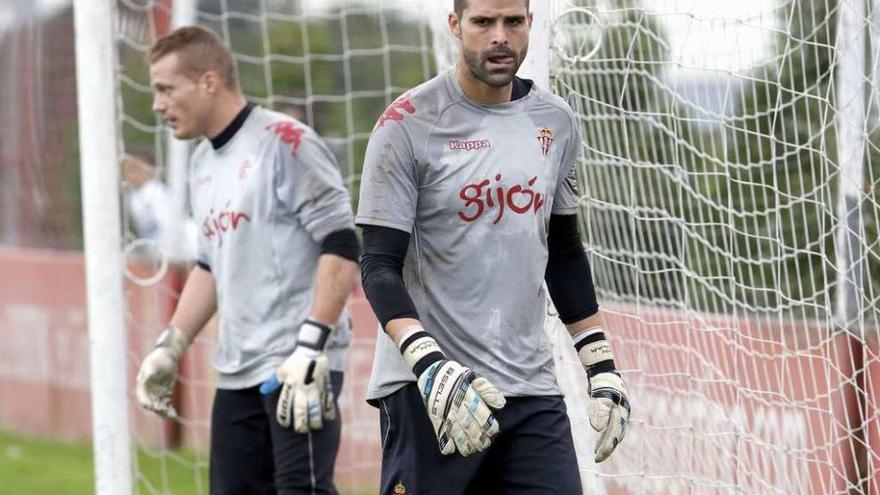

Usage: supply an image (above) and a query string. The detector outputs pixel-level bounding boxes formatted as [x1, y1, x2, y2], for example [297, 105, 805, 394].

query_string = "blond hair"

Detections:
[148, 25, 239, 92]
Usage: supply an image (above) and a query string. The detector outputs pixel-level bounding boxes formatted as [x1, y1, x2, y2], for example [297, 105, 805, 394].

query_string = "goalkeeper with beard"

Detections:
[356, 0, 632, 493]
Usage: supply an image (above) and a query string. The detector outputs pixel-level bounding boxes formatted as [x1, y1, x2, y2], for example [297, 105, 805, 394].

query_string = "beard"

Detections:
[462, 44, 528, 88]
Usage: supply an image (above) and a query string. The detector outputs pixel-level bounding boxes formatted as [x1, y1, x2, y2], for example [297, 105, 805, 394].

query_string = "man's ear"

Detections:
[449, 12, 462, 40]
[201, 70, 221, 95]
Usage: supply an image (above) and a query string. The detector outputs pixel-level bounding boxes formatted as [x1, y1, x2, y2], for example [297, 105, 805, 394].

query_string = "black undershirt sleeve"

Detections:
[545, 214, 600, 324]
[320, 228, 360, 262]
[359, 224, 420, 327]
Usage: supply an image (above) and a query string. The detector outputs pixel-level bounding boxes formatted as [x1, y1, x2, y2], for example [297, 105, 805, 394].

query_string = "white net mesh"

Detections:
[552, 0, 880, 493]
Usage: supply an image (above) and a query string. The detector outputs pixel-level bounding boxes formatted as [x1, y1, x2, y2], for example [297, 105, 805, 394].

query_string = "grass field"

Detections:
[0, 429, 206, 494]
[0, 430, 374, 494]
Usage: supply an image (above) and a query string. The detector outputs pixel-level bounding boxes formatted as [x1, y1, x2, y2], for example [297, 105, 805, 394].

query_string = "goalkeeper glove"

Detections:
[573, 327, 631, 463]
[398, 329, 506, 457]
[136, 325, 189, 418]
[261, 319, 337, 433]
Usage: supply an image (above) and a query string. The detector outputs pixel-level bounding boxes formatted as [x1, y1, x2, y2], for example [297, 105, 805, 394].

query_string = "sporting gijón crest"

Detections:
[378, 94, 416, 127]
[538, 127, 554, 158]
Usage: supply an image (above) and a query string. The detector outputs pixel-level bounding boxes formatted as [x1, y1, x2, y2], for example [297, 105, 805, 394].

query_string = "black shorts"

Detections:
[209, 371, 343, 495]
[377, 383, 582, 495]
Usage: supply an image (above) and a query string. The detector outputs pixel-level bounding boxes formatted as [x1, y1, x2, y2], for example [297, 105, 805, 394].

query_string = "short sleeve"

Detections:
[194, 218, 211, 268]
[274, 128, 354, 244]
[552, 114, 583, 215]
[355, 118, 418, 233]
[187, 151, 213, 268]
[194, 217, 211, 268]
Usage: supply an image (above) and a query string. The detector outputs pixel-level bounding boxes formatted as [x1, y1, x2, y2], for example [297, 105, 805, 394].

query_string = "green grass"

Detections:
[0, 430, 206, 494]
[0, 430, 375, 494]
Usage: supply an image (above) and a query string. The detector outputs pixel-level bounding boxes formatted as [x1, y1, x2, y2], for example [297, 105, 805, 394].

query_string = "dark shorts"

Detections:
[210, 371, 343, 495]
[377, 383, 582, 495]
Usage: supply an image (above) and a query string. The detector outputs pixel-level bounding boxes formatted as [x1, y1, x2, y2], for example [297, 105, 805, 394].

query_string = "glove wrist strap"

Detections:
[573, 327, 617, 378]
[398, 329, 445, 377]
[297, 318, 334, 351]
[156, 324, 189, 359]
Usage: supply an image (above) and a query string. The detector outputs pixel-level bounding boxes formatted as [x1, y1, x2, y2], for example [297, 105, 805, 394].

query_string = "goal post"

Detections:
[73, 0, 133, 493]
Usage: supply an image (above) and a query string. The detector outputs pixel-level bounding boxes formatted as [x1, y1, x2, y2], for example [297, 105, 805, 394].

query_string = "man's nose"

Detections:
[489, 21, 509, 45]
[152, 94, 165, 114]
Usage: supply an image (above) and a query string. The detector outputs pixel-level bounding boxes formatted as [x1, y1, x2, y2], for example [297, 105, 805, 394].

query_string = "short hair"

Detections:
[148, 26, 239, 92]
[454, 0, 530, 17]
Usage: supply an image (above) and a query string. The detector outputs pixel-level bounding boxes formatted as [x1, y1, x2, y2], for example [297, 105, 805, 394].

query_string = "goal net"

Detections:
[552, 0, 880, 493]
[107, 0, 880, 494]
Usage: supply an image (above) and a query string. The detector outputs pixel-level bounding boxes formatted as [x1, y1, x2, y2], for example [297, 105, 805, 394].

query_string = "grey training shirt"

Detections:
[189, 106, 354, 389]
[356, 70, 582, 400]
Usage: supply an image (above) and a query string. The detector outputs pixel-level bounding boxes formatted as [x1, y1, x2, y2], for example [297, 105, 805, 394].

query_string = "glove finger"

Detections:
[589, 397, 612, 433]
[468, 390, 500, 438]
[138, 381, 175, 418]
[154, 398, 179, 420]
[307, 385, 324, 431]
[276, 384, 294, 428]
[458, 396, 492, 455]
[594, 404, 625, 463]
[135, 380, 153, 410]
[471, 376, 506, 410]
[448, 415, 476, 457]
[437, 417, 455, 456]
[137, 358, 172, 410]
[293, 384, 310, 433]
[617, 402, 631, 444]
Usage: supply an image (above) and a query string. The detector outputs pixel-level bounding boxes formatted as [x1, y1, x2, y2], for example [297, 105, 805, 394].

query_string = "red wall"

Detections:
[0, 247, 868, 493]
[599, 306, 860, 494]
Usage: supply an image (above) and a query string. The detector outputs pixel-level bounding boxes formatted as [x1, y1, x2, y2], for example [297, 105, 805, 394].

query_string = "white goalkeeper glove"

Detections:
[399, 329, 506, 457]
[574, 327, 631, 463]
[136, 325, 189, 419]
[261, 319, 336, 433]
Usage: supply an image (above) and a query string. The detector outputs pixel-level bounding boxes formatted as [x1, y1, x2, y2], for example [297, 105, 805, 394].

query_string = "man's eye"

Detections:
[507, 19, 523, 26]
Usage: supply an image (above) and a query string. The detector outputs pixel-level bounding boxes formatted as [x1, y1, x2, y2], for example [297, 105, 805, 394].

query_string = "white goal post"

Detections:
[73, 0, 132, 494]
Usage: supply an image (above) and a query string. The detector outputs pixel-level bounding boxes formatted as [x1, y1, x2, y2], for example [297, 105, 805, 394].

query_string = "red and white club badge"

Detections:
[537, 127, 554, 158]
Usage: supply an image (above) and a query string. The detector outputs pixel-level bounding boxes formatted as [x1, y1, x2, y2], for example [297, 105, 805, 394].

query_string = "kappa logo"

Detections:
[449, 139, 491, 151]
[378, 94, 416, 128]
[537, 127, 554, 158]
[393, 481, 407, 495]
[267, 121, 305, 157]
